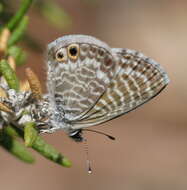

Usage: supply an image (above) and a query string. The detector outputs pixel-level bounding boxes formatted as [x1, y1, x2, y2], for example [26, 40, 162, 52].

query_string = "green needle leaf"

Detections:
[7, 46, 27, 66]
[0, 59, 20, 91]
[0, 130, 35, 163]
[24, 122, 38, 147]
[4, 125, 20, 138]
[32, 135, 72, 167]
[6, 0, 33, 31]
[8, 16, 29, 47]
[7, 126, 72, 167]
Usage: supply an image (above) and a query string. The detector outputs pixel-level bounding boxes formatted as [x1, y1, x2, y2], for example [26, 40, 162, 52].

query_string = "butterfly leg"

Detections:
[39, 126, 61, 134]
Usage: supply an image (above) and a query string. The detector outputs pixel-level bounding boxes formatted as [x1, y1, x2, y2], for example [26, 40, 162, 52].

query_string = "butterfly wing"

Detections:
[47, 36, 117, 121]
[71, 48, 169, 129]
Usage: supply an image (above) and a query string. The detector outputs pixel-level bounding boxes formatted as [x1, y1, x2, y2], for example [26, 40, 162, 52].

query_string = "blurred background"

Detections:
[0, 0, 186, 189]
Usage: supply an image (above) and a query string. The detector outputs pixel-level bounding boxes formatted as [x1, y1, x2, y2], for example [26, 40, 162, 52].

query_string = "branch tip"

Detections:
[8, 56, 16, 71]
[20, 80, 30, 92]
[25, 67, 42, 100]
[0, 28, 10, 54]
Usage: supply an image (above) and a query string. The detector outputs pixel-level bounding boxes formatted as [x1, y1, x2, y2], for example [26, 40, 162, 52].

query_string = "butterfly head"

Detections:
[68, 129, 84, 142]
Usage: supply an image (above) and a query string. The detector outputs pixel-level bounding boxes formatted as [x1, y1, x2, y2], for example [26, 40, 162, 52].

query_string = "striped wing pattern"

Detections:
[47, 42, 116, 121]
[71, 48, 169, 129]
[47, 35, 169, 131]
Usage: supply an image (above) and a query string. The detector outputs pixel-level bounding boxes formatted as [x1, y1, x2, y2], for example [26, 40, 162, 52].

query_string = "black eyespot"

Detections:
[56, 51, 64, 59]
[55, 48, 66, 62]
[67, 44, 79, 60]
[69, 47, 78, 56]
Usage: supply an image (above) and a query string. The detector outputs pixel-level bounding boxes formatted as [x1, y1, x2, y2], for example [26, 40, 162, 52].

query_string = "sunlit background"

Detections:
[0, 0, 186, 189]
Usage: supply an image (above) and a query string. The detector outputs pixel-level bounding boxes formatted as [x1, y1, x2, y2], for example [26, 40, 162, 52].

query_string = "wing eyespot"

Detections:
[55, 48, 67, 62]
[67, 44, 79, 61]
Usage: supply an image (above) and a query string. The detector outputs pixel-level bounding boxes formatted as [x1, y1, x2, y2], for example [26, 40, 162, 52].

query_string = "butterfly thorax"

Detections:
[46, 108, 84, 142]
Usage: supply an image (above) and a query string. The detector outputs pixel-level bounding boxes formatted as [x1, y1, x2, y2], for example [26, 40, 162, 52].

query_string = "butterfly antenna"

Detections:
[83, 138, 92, 174]
[83, 129, 116, 140]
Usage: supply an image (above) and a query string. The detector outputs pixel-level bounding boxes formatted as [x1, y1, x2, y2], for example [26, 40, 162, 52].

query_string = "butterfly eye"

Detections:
[67, 44, 79, 60]
[55, 49, 66, 62]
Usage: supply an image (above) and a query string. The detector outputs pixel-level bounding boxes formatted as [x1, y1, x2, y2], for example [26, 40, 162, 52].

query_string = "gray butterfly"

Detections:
[45, 35, 169, 141]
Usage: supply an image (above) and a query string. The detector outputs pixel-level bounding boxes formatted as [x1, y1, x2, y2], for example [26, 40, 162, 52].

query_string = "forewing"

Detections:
[48, 43, 116, 121]
[71, 48, 169, 129]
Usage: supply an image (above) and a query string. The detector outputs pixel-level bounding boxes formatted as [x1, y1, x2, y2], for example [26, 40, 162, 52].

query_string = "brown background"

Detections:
[1, 0, 187, 190]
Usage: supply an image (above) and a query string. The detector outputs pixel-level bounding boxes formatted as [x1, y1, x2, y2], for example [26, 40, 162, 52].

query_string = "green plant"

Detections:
[0, 0, 71, 168]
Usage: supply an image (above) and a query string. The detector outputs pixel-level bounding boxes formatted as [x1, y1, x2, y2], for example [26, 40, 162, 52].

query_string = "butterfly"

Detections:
[45, 34, 169, 142]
